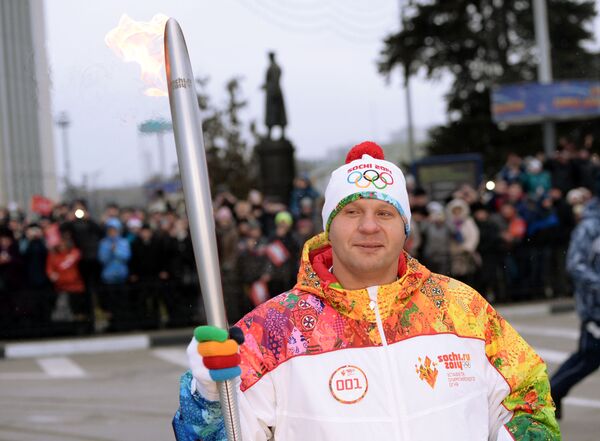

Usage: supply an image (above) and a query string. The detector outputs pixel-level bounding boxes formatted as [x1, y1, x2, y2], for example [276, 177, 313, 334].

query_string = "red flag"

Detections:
[30, 195, 54, 216]
[249, 280, 269, 306]
[265, 240, 290, 267]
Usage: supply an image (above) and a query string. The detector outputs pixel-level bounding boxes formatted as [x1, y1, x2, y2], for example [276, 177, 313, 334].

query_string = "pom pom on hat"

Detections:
[345, 141, 385, 164]
[322, 141, 411, 235]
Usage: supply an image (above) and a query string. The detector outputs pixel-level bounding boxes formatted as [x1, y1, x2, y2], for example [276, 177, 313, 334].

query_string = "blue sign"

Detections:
[491, 81, 600, 124]
[139, 118, 173, 133]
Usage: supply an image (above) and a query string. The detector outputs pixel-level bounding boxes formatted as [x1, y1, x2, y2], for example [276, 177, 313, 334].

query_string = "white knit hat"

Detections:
[321, 141, 411, 234]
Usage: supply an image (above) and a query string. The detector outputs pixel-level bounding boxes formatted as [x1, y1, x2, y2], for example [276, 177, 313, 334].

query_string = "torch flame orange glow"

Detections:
[105, 14, 169, 97]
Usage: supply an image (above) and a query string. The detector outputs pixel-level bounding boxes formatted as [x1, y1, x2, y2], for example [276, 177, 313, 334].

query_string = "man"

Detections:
[174, 142, 560, 440]
[550, 178, 600, 419]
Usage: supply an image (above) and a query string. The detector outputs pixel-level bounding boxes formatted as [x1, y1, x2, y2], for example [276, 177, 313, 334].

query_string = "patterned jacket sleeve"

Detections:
[172, 371, 227, 441]
[484, 305, 561, 440]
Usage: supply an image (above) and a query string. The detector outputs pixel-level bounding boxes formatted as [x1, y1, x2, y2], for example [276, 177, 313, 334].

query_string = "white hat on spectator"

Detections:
[127, 218, 143, 230]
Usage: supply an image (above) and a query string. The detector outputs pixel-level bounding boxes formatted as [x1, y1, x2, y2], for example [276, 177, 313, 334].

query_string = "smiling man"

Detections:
[173, 142, 560, 441]
[327, 198, 406, 289]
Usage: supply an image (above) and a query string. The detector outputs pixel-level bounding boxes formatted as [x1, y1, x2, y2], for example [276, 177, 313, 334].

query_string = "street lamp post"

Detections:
[400, 0, 416, 163]
[56, 112, 72, 196]
[138, 118, 173, 180]
[532, 0, 556, 156]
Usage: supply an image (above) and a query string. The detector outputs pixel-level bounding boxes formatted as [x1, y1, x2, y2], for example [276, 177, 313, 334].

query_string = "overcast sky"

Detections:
[44, 0, 598, 189]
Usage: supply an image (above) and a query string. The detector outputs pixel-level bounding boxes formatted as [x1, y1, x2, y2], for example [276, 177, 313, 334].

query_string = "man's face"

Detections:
[500, 204, 516, 220]
[140, 228, 153, 242]
[25, 227, 43, 240]
[329, 198, 405, 285]
[473, 209, 488, 222]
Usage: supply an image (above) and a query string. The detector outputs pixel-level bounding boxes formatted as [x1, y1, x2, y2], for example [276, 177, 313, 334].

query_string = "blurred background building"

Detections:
[0, 0, 57, 209]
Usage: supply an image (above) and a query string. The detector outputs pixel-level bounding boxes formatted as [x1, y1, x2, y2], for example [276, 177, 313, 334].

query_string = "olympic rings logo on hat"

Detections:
[347, 169, 394, 190]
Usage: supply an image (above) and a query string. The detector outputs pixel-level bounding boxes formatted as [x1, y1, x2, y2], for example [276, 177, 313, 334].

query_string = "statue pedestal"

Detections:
[254, 137, 296, 204]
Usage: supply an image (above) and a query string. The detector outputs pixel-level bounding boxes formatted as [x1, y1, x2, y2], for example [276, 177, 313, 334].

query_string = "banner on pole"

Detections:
[491, 81, 600, 124]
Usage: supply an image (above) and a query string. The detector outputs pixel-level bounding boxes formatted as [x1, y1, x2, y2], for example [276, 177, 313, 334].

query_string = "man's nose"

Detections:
[357, 212, 380, 233]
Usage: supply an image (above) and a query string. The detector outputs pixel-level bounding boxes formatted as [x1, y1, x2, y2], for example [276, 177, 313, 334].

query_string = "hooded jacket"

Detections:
[97, 220, 131, 284]
[174, 233, 559, 441]
[566, 197, 600, 322]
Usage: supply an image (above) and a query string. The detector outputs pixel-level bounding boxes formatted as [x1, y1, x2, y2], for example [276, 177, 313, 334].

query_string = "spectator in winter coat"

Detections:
[446, 198, 480, 285]
[548, 188, 575, 297]
[265, 211, 299, 297]
[97, 217, 131, 331]
[98, 218, 131, 284]
[129, 223, 163, 328]
[526, 196, 560, 299]
[63, 200, 103, 299]
[521, 158, 551, 201]
[289, 175, 319, 220]
[497, 152, 524, 185]
[545, 149, 576, 194]
[237, 220, 270, 310]
[572, 148, 600, 191]
[168, 219, 203, 327]
[493, 202, 528, 301]
[506, 182, 529, 220]
[125, 217, 143, 244]
[420, 201, 451, 276]
[47, 232, 86, 321]
[551, 188, 600, 419]
[0, 228, 22, 328]
[20, 224, 51, 324]
[215, 206, 243, 323]
[471, 203, 503, 302]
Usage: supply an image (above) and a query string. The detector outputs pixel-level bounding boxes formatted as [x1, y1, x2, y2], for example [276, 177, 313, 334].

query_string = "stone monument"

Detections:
[255, 51, 296, 204]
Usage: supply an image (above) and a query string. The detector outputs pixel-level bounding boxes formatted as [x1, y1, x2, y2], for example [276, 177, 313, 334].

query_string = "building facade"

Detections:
[0, 0, 57, 210]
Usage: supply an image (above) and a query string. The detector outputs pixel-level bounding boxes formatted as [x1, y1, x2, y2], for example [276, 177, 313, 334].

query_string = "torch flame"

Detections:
[105, 14, 169, 97]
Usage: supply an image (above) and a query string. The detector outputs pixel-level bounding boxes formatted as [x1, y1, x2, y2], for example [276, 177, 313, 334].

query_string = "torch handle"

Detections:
[164, 18, 243, 441]
[219, 379, 243, 439]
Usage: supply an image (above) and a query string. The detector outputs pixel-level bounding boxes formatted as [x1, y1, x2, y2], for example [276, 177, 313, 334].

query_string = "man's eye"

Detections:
[378, 211, 393, 217]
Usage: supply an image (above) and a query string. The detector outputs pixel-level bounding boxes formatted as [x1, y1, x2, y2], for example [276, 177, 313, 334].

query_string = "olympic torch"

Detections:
[164, 18, 242, 441]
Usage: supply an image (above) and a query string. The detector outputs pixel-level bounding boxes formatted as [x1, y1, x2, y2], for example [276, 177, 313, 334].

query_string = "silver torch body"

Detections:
[164, 18, 243, 441]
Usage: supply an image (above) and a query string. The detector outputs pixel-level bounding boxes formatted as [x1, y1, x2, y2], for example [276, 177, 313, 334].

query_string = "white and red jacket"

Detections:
[174, 233, 560, 441]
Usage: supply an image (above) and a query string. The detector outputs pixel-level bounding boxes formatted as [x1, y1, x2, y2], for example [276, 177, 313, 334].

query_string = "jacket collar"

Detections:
[295, 233, 429, 322]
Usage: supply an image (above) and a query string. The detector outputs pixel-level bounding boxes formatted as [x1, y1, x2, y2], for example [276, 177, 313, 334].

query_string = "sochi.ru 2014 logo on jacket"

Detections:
[416, 352, 475, 389]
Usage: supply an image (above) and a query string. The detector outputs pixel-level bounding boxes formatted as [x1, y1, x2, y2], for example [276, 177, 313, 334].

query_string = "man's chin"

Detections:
[347, 261, 386, 276]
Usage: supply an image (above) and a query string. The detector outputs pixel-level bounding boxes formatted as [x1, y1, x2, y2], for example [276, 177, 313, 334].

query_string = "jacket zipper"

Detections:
[367, 286, 406, 440]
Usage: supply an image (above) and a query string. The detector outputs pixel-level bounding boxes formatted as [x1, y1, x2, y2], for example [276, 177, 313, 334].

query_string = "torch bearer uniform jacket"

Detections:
[173, 233, 560, 441]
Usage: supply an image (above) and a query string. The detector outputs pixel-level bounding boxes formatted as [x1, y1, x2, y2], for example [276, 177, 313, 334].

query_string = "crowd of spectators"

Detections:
[0, 136, 598, 339]
[0, 191, 203, 337]
[409, 134, 599, 303]
[0, 177, 322, 337]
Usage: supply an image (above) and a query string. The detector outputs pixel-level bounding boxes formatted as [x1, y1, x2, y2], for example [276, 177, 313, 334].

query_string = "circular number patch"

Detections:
[328, 365, 368, 404]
